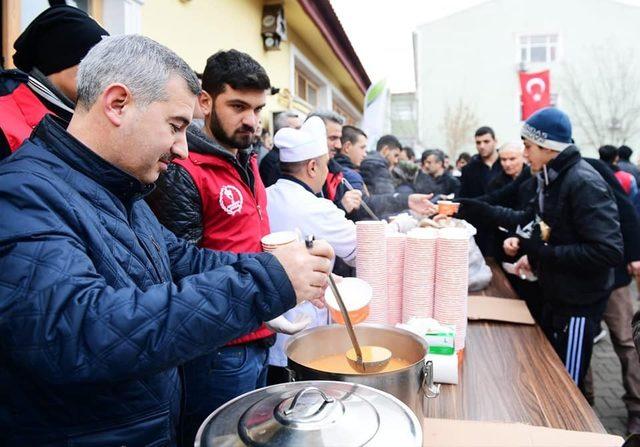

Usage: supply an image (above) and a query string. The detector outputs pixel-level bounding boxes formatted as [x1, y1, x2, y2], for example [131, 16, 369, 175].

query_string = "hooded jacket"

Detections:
[334, 152, 410, 219]
[0, 68, 74, 159]
[147, 125, 273, 345]
[360, 151, 397, 195]
[0, 116, 295, 445]
[478, 146, 623, 316]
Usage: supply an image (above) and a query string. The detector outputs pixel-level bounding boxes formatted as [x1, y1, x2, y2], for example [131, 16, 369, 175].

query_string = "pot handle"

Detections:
[285, 366, 296, 382]
[284, 387, 335, 416]
[422, 360, 441, 398]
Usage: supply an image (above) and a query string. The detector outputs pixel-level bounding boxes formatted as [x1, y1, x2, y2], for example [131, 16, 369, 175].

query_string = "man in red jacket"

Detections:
[0, 5, 108, 159]
[146, 50, 307, 446]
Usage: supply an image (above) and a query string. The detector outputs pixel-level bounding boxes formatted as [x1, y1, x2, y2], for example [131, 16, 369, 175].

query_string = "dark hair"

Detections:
[619, 145, 633, 161]
[202, 49, 271, 98]
[376, 134, 402, 152]
[261, 128, 270, 137]
[421, 149, 444, 165]
[402, 146, 415, 160]
[420, 150, 431, 165]
[280, 160, 308, 175]
[598, 145, 618, 163]
[474, 126, 495, 140]
[341, 125, 367, 146]
[457, 152, 471, 163]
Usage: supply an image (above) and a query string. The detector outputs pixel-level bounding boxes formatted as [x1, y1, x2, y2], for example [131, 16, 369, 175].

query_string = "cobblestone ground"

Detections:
[591, 286, 639, 437]
[592, 333, 627, 436]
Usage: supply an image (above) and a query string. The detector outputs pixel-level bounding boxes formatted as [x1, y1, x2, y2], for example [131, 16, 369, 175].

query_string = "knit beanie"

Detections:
[521, 107, 573, 151]
[13, 5, 109, 76]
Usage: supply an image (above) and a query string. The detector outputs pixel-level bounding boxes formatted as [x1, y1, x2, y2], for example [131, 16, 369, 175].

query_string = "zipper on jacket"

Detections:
[256, 204, 263, 220]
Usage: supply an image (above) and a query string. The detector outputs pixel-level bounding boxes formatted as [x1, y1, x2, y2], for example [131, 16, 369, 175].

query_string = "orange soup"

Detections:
[305, 353, 412, 374]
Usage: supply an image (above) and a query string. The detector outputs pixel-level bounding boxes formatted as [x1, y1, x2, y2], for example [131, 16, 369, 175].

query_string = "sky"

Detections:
[330, 0, 640, 93]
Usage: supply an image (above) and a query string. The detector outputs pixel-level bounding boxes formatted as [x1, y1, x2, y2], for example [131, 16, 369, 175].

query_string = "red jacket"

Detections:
[0, 70, 51, 156]
[175, 152, 270, 253]
[147, 127, 272, 345]
[615, 170, 634, 195]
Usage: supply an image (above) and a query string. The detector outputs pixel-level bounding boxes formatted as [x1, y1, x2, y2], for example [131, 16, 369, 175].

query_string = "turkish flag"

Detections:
[519, 70, 551, 120]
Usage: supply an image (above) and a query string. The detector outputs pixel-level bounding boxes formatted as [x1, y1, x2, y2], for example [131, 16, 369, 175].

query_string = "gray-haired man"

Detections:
[0, 34, 332, 445]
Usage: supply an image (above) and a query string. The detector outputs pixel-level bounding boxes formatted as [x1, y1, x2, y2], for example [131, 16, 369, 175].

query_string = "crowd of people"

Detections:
[2, 3, 640, 445]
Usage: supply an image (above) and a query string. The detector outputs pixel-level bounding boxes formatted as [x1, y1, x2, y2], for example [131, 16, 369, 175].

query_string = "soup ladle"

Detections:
[327, 274, 391, 373]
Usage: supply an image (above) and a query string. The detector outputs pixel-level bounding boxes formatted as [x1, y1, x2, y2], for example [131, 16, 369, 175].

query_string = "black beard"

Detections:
[209, 109, 253, 149]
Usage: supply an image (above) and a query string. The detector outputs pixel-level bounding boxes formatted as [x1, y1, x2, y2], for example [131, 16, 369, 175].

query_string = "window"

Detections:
[333, 101, 355, 125]
[295, 69, 318, 107]
[519, 34, 558, 64]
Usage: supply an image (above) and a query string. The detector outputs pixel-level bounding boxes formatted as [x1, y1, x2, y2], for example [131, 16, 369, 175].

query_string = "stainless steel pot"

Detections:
[194, 381, 422, 446]
[284, 324, 440, 423]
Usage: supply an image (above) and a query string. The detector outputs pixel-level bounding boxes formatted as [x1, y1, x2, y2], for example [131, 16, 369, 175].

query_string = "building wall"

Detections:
[414, 0, 640, 157]
[140, 0, 363, 127]
[2, 0, 364, 129]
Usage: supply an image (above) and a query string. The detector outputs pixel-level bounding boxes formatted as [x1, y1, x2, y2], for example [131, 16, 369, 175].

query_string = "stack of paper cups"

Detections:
[403, 228, 438, 322]
[356, 221, 388, 324]
[386, 231, 406, 325]
[434, 227, 469, 351]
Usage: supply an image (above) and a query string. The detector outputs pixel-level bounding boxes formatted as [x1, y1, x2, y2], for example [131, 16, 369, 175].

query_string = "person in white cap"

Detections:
[268, 116, 357, 265]
[264, 116, 356, 384]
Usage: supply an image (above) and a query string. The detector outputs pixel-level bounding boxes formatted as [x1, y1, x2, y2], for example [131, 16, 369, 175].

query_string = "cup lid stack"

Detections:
[386, 231, 406, 326]
[403, 228, 438, 323]
[356, 221, 388, 324]
[433, 227, 469, 351]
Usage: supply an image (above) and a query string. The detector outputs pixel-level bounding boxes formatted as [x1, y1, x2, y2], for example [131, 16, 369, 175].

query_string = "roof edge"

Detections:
[297, 0, 371, 94]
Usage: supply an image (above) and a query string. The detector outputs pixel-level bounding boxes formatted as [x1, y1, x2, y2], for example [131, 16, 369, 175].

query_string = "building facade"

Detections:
[1, 0, 369, 130]
[413, 0, 640, 157]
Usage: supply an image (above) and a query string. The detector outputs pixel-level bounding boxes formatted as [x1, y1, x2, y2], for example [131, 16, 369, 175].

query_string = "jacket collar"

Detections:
[281, 174, 319, 196]
[540, 145, 581, 186]
[34, 115, 154, 204]
[334, 153, 356, 170]
[186, 124, 253, 167]
[367, 151, 389, 168]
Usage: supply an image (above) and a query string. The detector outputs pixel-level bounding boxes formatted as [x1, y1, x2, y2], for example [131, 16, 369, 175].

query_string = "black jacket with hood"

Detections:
[470, 146, 623, 317]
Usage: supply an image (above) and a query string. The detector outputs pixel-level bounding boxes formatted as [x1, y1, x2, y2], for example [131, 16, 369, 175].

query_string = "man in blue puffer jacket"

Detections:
[0, 35, 332, 446]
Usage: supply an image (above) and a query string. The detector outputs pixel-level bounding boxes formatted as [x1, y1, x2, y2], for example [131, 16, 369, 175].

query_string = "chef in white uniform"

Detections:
[267, 116, 357, 264]
[266, 116, 357, 378]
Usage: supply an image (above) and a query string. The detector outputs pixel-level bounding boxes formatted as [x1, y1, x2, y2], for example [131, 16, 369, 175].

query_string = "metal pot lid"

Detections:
[195, 381, 422, 447]
[238, 385, 378, 445]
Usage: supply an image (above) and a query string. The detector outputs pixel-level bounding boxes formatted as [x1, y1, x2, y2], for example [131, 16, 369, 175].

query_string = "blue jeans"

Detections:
[180, 343, 269, 446]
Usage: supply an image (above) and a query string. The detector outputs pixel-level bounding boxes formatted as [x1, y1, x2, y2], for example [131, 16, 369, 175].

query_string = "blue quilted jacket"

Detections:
[0, 116, 296, 446]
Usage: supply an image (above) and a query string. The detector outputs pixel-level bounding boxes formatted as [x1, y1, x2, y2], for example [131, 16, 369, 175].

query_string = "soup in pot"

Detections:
[305, 353, 412, 374]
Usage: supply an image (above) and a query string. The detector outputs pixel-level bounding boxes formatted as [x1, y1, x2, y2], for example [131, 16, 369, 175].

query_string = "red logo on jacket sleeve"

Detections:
[219, 185, 243, 215]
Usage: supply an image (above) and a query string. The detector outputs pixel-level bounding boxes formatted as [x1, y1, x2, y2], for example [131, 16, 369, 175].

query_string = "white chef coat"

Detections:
[266, 177, 357, 265]
[266, 177, 357, 367]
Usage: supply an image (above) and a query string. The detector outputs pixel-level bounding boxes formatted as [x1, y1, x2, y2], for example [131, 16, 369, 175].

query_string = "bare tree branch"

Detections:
[560, 43, 640, 148]
[440, 98, 479, 157]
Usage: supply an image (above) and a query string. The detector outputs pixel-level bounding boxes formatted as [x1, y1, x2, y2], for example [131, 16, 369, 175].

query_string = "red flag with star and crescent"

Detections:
[519, 70, 551, 120]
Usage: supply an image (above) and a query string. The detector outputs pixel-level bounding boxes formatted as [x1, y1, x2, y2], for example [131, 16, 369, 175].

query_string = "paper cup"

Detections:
[325, 277, 372, 325]
[437, 200, 460, 216]
[261, 231, 299, 252]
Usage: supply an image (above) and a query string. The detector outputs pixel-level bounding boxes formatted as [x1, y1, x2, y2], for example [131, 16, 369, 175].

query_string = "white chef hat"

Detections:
[275, 116, 327, 162]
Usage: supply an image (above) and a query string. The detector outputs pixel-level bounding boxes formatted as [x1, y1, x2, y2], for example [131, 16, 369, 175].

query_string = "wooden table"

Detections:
[423, 259, 607, 433]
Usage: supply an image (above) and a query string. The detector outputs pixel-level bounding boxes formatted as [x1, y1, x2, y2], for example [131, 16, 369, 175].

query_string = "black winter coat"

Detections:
[334, 154, 410, 220]
[259, 147, 281, 187]
[360, 152, 396, 194]
[478, 146, 623, 317]
[459, 154, 503, 198]
[584, 158, 640, 289]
